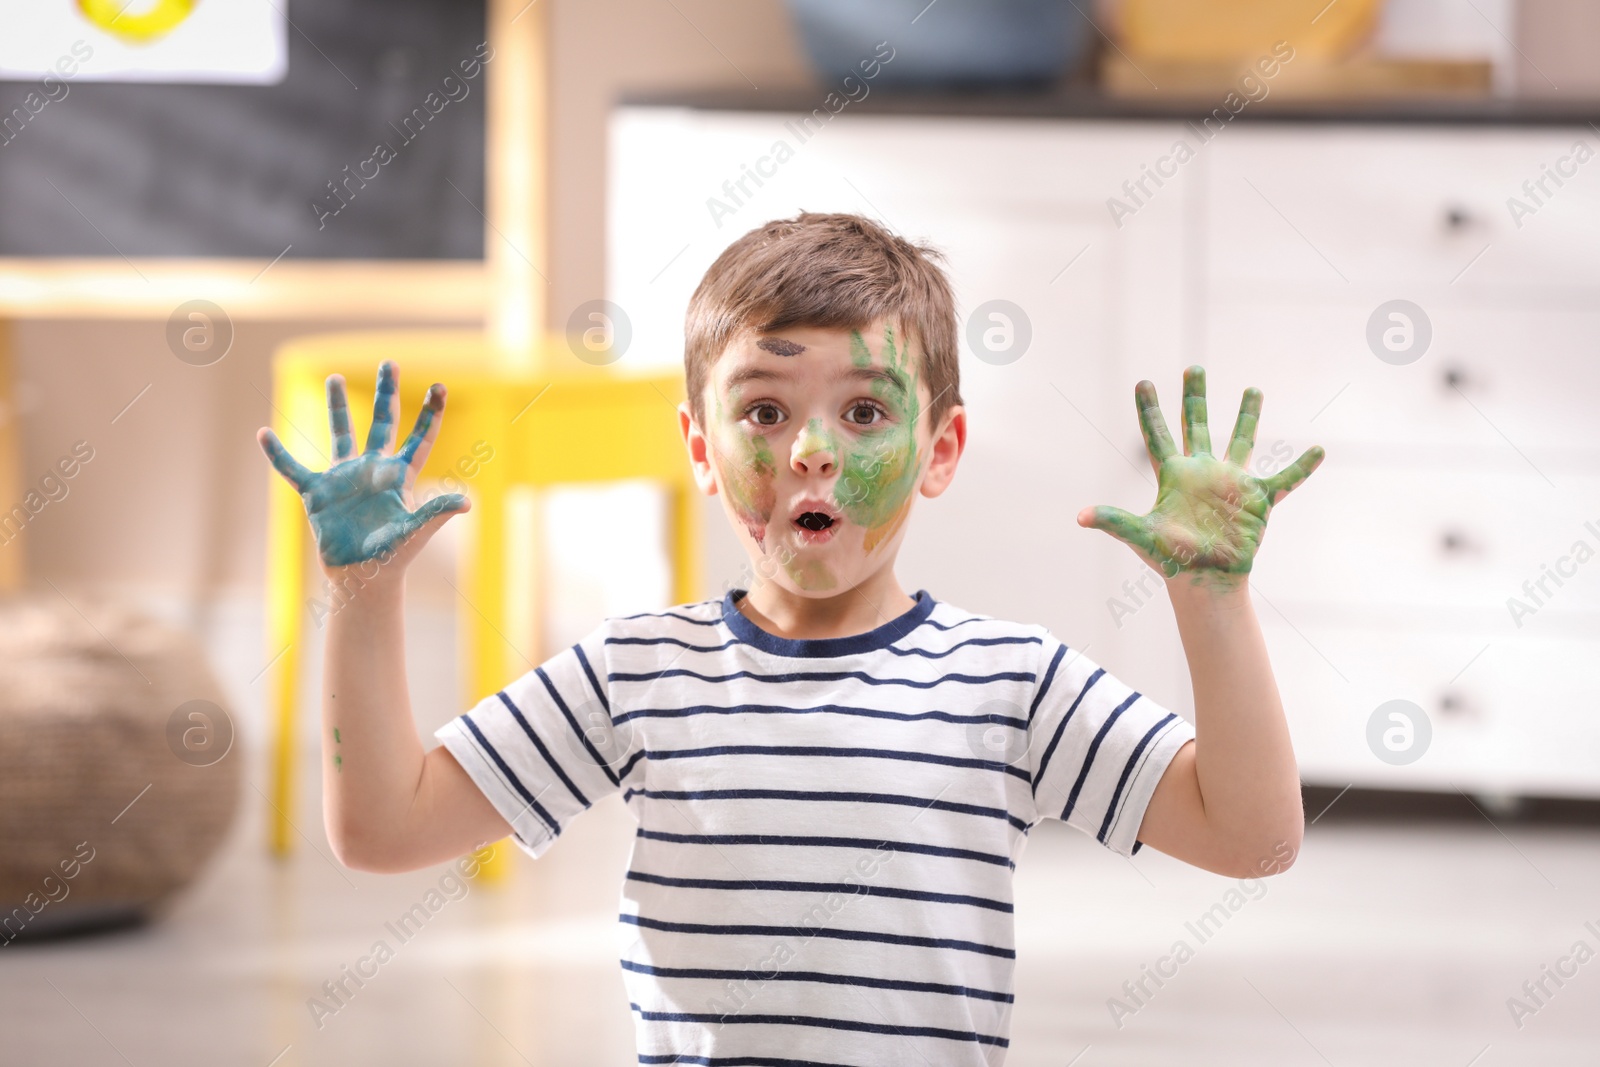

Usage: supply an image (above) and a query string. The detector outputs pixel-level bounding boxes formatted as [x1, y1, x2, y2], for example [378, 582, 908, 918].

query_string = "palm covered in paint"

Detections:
[257, 362, 468, 569]
[1079, 366, 1324, 583]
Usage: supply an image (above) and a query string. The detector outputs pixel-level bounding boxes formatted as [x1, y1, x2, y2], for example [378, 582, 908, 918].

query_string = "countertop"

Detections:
[619, 87, 1600, 127]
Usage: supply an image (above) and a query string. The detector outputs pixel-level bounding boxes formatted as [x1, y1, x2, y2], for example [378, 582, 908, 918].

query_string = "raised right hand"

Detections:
[257, 361, 469, 570]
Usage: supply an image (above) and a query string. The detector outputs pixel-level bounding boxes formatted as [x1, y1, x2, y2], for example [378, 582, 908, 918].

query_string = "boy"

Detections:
[258, 212, 1323, 1064]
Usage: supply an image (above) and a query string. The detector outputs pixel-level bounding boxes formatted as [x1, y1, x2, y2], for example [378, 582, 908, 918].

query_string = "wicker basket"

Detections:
[0, 595, 241, 942]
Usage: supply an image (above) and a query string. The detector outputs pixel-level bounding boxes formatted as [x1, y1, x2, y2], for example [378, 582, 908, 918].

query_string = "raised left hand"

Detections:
[1077, 365, 1324, 588]
[257, 361, 469, 571]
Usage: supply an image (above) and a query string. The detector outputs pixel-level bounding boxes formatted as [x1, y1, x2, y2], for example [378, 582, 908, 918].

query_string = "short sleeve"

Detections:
[433, 624, 623, 859]
[1025, 634, 1194, 856]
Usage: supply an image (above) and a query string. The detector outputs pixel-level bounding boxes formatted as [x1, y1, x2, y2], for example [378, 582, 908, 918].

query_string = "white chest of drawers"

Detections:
[609, 98, 1600, 800]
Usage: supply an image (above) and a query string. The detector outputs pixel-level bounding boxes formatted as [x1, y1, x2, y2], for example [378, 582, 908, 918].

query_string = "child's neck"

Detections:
[738, 565, 917, 641]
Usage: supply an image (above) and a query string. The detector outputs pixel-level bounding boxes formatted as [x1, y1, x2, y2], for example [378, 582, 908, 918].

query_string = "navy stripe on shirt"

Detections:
[572, 642, 610, 713]
[620, 959, 1015, 1003]
[638, 1056, 860, 1067]
[1028, 643, 1067, 725]
[921, 615, 992, 632]
[1097, 712, 1180, 846]
[616, 604, 724, 626]
[629, 1004, 1009, 1047]
[622, 786, 1029, 833]
[620, 913, 1015, 958]
[1032, 667, 1105, 797]
[641, 743, 1032, 783]
[606, 633, 1041, 661]
[1060, 691, 1142, 822]
[625, 870, 1014, 913]
[460, 713, 560, 837]
[883, 635, 1042, 658]
[609, 667, 1035, 690]
[635, 828, 1015, 869]
[537, 665, 621, 788]
[495, 691, 589, 810]
[612, 701, 1028, 730]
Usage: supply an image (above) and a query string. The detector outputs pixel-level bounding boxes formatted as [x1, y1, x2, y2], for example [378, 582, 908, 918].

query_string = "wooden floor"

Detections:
[5, 780, 1597, 1066]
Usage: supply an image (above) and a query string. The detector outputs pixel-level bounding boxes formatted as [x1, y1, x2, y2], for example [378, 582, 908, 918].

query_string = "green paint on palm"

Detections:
[1085, 365, 1325, 588]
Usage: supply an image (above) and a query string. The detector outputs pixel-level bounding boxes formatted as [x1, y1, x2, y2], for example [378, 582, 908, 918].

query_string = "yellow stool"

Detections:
[264, 330, 700, 875]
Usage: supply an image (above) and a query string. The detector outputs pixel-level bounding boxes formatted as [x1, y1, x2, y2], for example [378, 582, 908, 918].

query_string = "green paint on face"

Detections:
[783, 554, 837, 591]
[835, 325, 923, 548]
[333, 753, 343, 772]
[712, 384, 779, 550]
[798, 417, 839, 461]
[849, 330, 873, 368]
[333, 727, 341, 743]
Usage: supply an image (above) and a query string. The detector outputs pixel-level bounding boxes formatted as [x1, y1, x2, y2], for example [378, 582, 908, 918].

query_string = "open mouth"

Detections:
[790, 501, 841, 543]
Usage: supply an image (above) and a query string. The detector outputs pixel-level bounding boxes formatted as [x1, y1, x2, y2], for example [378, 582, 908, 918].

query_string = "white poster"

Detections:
[0, 0, 288, 84]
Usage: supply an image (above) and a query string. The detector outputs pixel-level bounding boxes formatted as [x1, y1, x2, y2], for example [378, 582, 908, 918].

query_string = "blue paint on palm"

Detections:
[259, 362, 468, 568]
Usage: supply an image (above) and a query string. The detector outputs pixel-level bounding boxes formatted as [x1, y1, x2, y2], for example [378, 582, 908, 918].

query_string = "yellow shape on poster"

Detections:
[77, 0, 198, 44]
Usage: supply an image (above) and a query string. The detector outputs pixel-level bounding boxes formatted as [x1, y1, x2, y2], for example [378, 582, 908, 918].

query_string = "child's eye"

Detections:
[845, 401, 885, 426]
[746, 403, 784, 427]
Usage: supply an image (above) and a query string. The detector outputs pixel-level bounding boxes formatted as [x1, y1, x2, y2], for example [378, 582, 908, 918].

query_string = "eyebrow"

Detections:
[850, 366, 908, 396]
[721, 364, 908, 396]
[723, 365, 792, 391]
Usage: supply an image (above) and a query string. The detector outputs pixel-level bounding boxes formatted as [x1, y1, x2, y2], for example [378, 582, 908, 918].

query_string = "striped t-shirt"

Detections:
[435, 589, 1194, 1066]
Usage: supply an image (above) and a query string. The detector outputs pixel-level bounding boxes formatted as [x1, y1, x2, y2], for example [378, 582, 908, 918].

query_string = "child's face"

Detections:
[683, 319, 959, 596]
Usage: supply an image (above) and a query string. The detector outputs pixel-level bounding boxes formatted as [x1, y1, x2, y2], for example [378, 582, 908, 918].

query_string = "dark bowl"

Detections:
[786, 0, 1092, 90]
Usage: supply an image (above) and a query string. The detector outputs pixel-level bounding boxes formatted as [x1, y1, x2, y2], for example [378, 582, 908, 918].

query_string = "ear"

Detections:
[678, 402, 720, 497]
[919, 404, 966, 499]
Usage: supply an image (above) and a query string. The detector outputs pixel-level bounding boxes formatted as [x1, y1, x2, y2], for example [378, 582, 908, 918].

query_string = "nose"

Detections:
[792, 420, 836, 476]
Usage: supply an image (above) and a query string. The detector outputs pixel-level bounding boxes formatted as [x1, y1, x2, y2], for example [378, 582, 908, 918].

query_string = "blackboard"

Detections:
[0, 0, 486, 259]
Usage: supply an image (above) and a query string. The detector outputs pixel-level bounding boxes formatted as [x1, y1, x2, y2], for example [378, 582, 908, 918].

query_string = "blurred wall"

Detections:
[7, 0, 811, 602]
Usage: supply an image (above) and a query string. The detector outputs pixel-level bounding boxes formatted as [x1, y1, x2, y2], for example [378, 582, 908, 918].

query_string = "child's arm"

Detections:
[317, 562, 511, 872]
[1077, 366, 1324, 878]
[258, 362, 511, 873]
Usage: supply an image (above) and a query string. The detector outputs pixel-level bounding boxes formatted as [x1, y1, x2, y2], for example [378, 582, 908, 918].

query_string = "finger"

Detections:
[1134, 380, 1178, 467]
[395, 492, 470, 546]
[364, 361, 400, 454]
[1182, 365, 1211, 457]
[258, 428, 315, 492]
[396, 382, 446, 479]
[326, 375, 355, 461]
[1225, 386, 1262, 467]
[1261, 445, 1326, 504]
[350, 493, 470, 566]
[1077, 504, 1156, 557]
